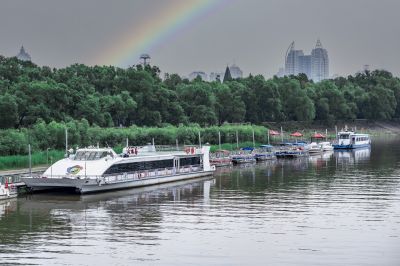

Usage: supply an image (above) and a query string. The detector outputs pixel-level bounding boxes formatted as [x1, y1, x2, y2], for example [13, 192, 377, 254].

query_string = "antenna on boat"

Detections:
[280, 126, 284, 142]
[152, 138, 155, 146]
[126, 138, 129, 148]
[267, 129, 270, 145]
[176, 139, 179, 151]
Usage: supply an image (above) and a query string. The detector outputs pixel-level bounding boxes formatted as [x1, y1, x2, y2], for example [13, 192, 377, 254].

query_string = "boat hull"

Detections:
[22, 171, 214, 194]
[231, 157, 256, 164]
[254, 154, 276, 161]
[333, 143, 371, 149]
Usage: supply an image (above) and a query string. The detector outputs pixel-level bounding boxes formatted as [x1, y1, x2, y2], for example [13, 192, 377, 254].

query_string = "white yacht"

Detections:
[319, 141, 334, 151]
[333, 131, 371, 149]
[308, 142, 323, 154]
[21, 144, 215, 194]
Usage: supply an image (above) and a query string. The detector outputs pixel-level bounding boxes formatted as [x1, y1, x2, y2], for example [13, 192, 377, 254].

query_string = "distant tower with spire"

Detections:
[223, 65, 232, 82]
[311, 39, 329, 82]
[16, 46, 31, 61]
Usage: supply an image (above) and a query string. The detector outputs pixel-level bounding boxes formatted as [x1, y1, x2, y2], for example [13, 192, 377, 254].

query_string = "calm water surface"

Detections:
[1, 137, 400, 265]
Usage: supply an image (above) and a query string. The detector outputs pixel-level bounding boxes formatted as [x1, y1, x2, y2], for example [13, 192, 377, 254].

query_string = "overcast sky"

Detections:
[1, 0, 400, 78]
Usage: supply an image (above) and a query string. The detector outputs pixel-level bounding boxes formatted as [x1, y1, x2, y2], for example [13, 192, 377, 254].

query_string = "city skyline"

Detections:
[284, 40, 329, 81]
[1, 0, 400, 77]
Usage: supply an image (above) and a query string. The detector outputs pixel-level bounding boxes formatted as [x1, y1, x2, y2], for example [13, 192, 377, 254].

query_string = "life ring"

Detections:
[185, 147, 190, 154]
[191, 147, 195, 154]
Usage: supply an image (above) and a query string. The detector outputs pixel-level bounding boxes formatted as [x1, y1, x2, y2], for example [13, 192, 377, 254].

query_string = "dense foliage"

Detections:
[1, 56, 400, 130]
[0, 120, 268, 156]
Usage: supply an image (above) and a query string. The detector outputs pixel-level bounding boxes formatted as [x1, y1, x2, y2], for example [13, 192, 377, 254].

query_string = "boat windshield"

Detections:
[339, 134, 350, 139]
[74, 151, 110, 161]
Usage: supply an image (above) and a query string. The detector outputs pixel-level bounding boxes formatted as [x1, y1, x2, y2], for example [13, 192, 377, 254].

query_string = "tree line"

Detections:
[1, 55, 400, 130]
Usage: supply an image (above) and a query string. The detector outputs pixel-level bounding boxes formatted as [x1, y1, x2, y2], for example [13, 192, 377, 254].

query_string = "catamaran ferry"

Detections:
[22, 144, 215, 194]
[333, 131, 371, 149]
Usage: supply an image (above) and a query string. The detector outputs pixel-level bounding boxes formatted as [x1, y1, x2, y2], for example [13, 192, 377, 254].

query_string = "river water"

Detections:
[0, 137, 399, 265]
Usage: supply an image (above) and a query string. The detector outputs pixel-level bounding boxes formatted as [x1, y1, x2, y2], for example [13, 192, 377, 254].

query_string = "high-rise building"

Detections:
[276, 68, 285, 78]
[188, 71, 207, 81]
[16, 46, 31, 61]
[209, 72, 224, 82]
[229, 64, 243, 79]
[310, 40, 329, 82]
[284, 40, 329, 82]
[298, 55, 311, 78]
[285, 42, 304, 76]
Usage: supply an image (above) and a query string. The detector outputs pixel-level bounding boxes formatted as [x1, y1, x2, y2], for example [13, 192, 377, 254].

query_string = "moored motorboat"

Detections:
[333, 131, 371, 149]
[319, 141, 334, 151]
[275, 143, 308, 158]
[210, 149, 232, 167]
[231, 147, 256, 164]
[253, 145, 276, 161]
[308, 142, 323, 154]
[21, 144, 215, 194]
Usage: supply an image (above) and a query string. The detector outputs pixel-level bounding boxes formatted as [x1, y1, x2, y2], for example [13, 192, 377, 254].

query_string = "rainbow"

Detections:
[96, 0, 229, 67]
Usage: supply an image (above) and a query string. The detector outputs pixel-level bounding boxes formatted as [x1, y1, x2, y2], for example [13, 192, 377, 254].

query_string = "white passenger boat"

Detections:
[21, 144, 215, 194]
[333, 131, 371, 149]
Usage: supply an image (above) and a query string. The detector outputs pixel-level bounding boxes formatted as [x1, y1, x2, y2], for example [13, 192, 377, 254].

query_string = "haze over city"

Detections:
[1, 0, 400, 77]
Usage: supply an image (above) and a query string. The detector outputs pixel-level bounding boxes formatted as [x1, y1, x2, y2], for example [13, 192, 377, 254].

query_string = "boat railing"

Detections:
[37, 164, 204, 183]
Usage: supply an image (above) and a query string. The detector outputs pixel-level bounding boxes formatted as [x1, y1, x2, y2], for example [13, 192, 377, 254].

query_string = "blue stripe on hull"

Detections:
[333, 143, 371, 149]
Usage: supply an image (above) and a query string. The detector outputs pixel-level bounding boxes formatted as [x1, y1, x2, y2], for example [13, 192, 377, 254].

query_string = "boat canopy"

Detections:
[241, 147, 254, 151]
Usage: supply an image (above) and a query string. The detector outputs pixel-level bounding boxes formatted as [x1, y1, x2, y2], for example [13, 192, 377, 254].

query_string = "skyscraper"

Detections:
[229, 64, 243, 79]
[188, 71, 207, 81]
[311, 40, 329, 82]
[284, 40, 329, 82]
[285, 42, 304, 76]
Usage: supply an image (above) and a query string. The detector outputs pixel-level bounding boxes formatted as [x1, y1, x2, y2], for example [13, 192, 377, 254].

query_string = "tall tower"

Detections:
[16, 45, 31, 61]
[285, 41, 304, 76]
[311, 39, 329, 82]
[139, 53, 151, 65]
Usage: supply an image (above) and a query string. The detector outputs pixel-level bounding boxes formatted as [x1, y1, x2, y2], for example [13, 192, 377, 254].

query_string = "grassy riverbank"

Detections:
[0, 150, 65, 171]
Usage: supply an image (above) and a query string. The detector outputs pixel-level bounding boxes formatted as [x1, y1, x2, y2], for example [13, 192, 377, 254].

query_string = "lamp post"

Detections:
[46, 148, 50, 166]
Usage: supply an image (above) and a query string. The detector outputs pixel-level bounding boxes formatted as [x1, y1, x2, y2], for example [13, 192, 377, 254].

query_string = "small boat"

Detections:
[333, 131, 371, 149]
[231, 147, 256, 164]
[308, 142, 323, 154]
[319, 141, 334, 151]
[0, 181, 17, 200]
[210, 150, 232, 167]
[253, 145, 276, 161]
[275, 143, 308, 158]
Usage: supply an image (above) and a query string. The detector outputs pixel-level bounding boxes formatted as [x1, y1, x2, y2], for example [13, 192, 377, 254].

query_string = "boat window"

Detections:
[74, 151, 110, 161]
[180, 156, 201, 167]
[339, 134, 349, 139]
[104, 159, 174, 175]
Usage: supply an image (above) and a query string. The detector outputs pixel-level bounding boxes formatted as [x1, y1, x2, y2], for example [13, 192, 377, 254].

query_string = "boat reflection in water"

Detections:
[334, 147, 371, 165]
